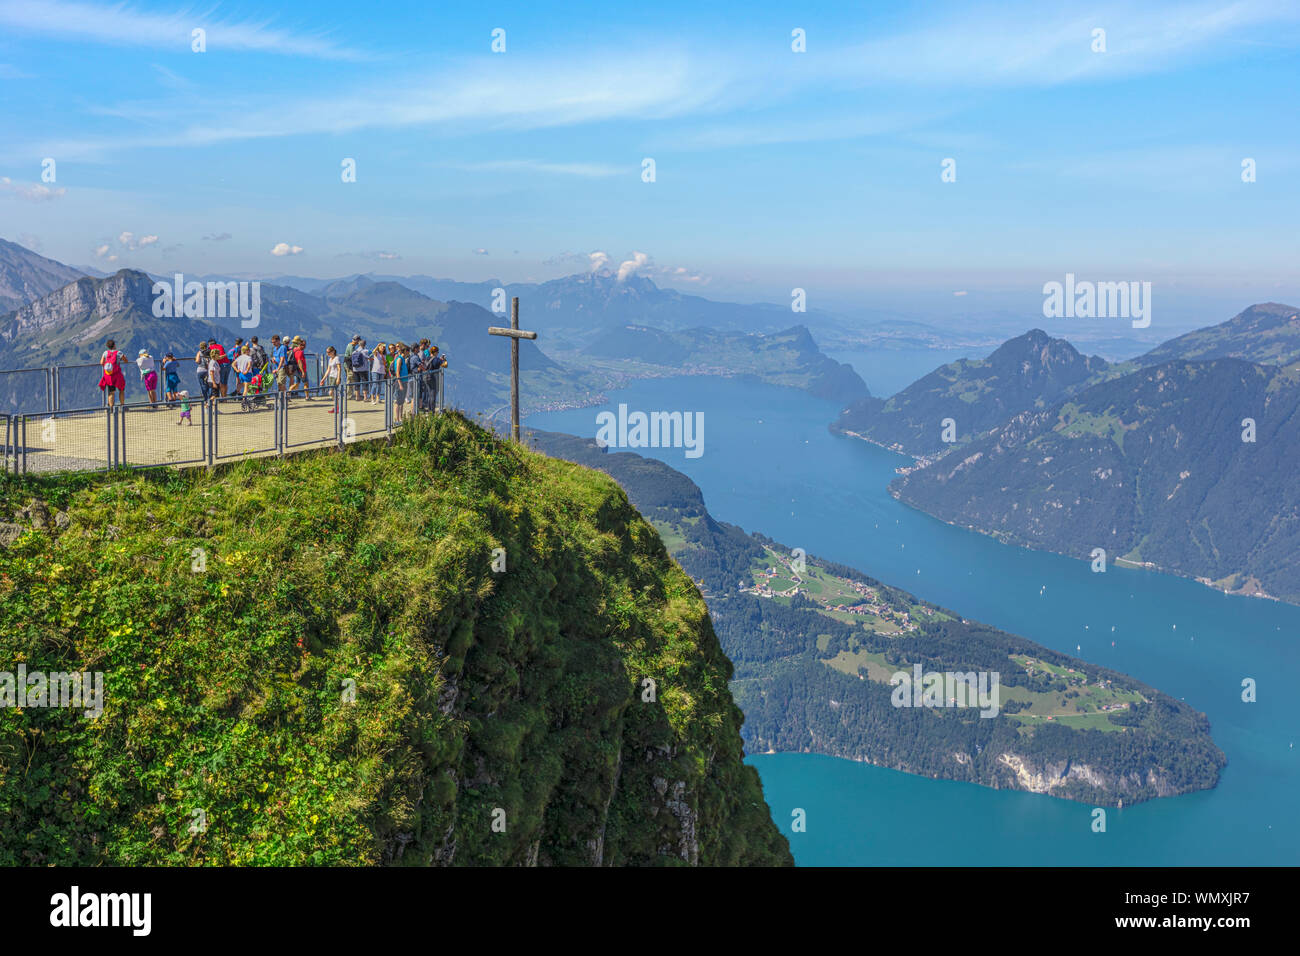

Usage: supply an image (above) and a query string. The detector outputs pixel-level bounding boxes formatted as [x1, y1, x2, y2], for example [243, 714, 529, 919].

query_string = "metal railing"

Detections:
[1, 369, 443, 475]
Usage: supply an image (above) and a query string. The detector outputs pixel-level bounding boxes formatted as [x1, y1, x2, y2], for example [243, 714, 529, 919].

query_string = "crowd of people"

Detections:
[97, 333, 448, 423]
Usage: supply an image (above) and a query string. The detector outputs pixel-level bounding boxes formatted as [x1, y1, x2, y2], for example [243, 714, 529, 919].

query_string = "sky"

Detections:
[1, 0, 1299, 326]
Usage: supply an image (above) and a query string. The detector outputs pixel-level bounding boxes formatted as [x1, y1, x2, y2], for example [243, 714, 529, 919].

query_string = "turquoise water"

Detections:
[528, 376, 1300, 866]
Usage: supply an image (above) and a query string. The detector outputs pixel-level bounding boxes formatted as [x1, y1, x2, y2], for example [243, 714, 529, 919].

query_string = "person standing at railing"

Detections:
[136, 349, 159, 405]
[206, 349, 222, 412]
[248, 336, 267, 373]
[350, 339, 369, 401]
[195, 347, 212, 404]
[232, 345, 254, 396]
[323, 346, 342, 414]
[343, 336, 360, 399]
[270, 335, 287, 394]
[427, 346, 447, 411]
[290, 337, 308, 400]
[163, 352, 181, 404]
[207, 339, 231, 397]
[392, 345, 411, 424]
[99, 339, 127, 406]
[369, 344, 386, 404]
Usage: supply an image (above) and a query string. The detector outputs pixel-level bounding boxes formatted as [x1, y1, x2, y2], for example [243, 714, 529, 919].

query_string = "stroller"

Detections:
[240, 366, 272, 412]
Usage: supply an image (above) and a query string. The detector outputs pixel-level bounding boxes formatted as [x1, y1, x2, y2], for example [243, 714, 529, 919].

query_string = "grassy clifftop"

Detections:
[0, 412, 791, 866]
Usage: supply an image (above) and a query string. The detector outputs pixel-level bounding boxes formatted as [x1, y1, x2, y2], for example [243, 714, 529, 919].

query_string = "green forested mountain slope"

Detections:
[891, 358, 1300, 602]
[831, 329, 1111, 456]
[0, 413, 790, 866]
[1136, 302, 1300, 368]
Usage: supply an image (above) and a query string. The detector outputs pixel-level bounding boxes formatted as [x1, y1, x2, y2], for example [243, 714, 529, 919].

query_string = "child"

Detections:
[177, 390, 192, 425]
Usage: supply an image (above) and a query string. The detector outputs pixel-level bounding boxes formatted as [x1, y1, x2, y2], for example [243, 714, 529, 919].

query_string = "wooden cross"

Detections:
[488, 296, 537, 441]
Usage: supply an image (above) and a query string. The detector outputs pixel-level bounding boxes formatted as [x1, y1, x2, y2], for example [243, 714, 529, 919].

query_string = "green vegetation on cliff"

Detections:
[0, 412, 791, 866]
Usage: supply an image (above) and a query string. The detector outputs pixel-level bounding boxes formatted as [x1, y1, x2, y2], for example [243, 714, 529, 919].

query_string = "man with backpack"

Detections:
[248, 336, 268, 374]
[343, 335, 360, 397]
[350, 338, 369, 401]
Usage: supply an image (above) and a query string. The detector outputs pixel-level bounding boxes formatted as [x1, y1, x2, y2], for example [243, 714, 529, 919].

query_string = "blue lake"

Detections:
[528, 375, 1300, 866]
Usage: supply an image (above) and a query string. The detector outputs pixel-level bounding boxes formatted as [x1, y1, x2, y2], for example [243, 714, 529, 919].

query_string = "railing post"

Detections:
[49, 366, 57, 413]
[20, 416, 27, 475]
[276, 391, 284, 457]
[207, 397, 215, 470]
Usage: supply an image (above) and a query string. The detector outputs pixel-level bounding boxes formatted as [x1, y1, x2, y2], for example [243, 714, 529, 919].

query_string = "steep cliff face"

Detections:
[994, 754, 1180, 800]
[0, 269, 240, 375]
[0, 413, 791, 866]
[1, 271, 152, 344]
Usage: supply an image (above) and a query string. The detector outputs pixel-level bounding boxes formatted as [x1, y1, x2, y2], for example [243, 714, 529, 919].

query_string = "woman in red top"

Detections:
[292, 338, 308, 399]
[99, 338, 126, 405]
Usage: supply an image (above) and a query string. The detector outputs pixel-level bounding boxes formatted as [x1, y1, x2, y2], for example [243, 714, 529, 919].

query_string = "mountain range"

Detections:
[831, 329, 1114, 456]
[850, 302, 1300, 604]
[0, 238, 868, 416]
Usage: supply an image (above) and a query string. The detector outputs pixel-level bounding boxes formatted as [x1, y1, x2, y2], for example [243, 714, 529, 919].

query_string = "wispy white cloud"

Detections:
[827, 0, 1300, 88]
[0, 0, 366, 60]
[0, 176, 67, 201]
[23, 48, 736, 161]
[271, 242, 303, 257]
[118, 230, 158, 250]
[338, 250, 402, 261]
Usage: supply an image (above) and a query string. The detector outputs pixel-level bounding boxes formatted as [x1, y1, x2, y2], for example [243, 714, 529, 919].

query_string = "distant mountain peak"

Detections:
[0, 237, 88, 313]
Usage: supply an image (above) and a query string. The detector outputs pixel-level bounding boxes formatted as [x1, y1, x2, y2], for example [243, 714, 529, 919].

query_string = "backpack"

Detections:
[250, 344, 267, 369]
[102, 350, 119, 375]
[351, 348, 367, 371]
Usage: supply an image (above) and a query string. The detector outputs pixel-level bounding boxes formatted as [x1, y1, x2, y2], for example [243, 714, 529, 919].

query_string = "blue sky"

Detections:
[2, 0, 1299, 317]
